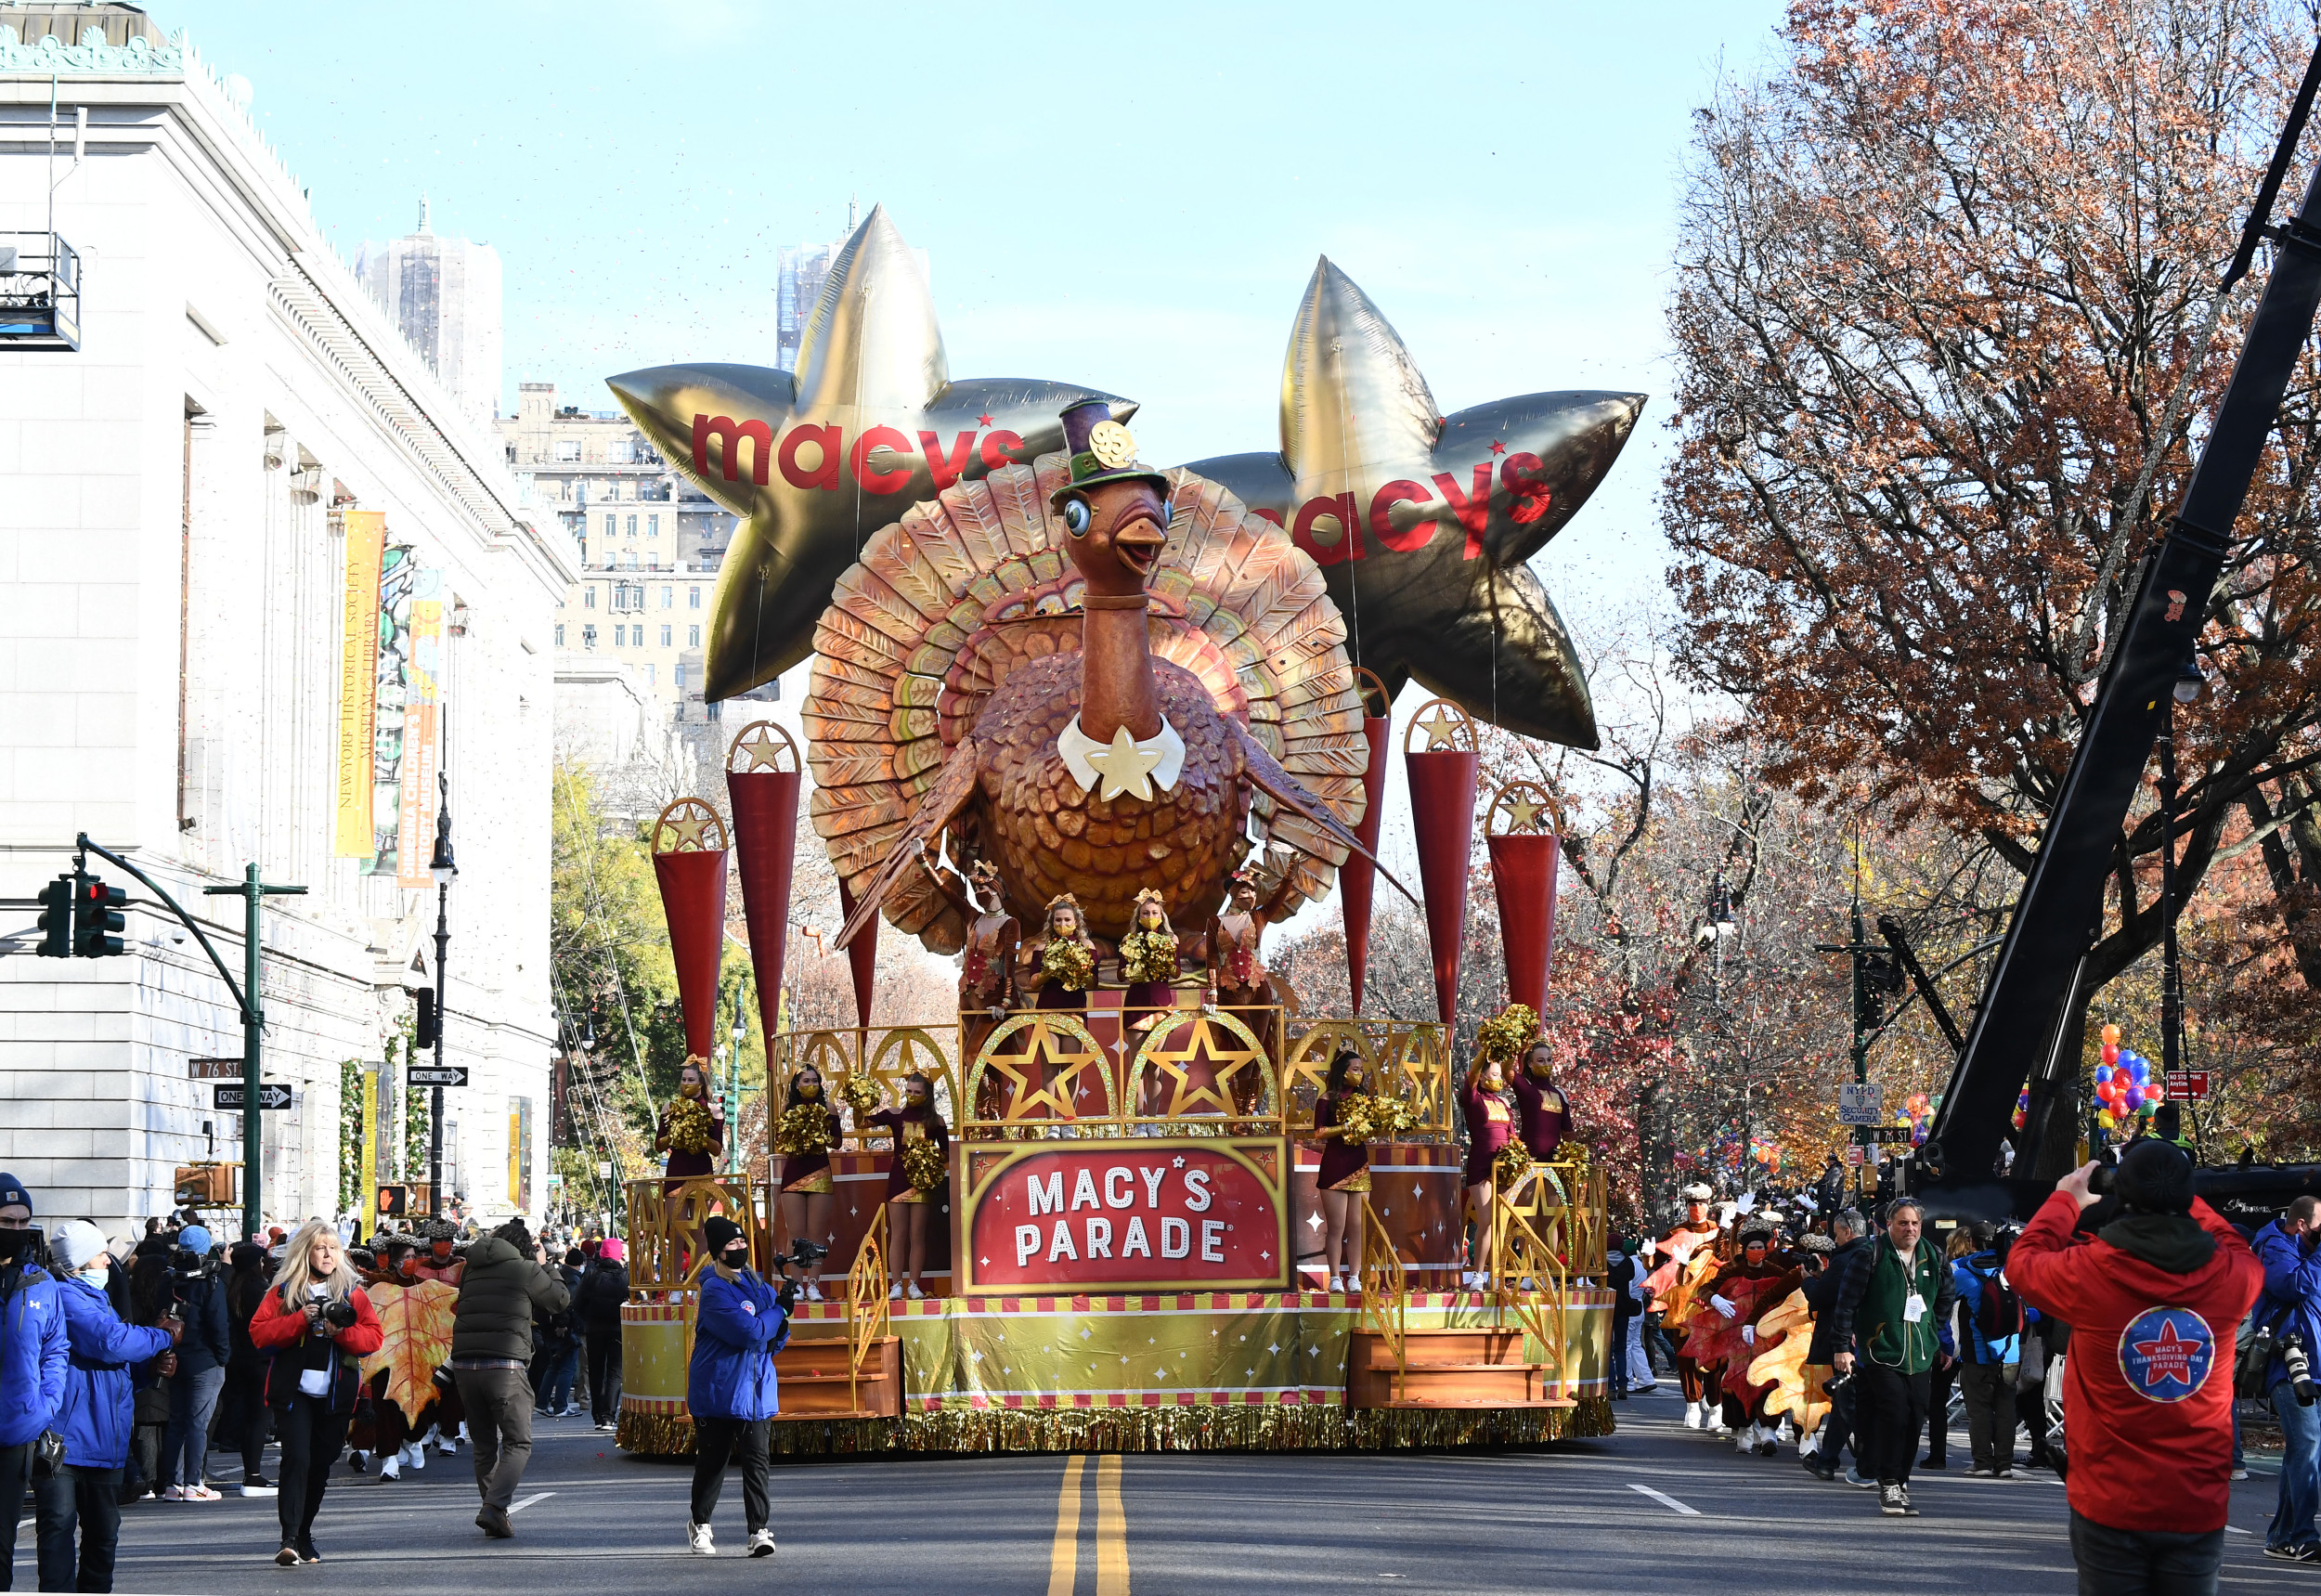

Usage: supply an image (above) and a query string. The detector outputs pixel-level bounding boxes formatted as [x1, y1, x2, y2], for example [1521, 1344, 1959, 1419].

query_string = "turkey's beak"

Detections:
[1114, 513, 1166, 580]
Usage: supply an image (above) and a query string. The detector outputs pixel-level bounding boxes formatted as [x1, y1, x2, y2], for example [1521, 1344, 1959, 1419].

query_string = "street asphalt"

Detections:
[18, 1383, 2310, 1594]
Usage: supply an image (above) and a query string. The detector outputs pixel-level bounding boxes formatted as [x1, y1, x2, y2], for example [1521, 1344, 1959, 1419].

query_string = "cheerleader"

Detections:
[1458, 1055, 1517, 1289]
[655, 1058, 725, 1194]
[1019, 894, 1099, 1011]
[1118, 889, 1181, 1035]
[772, 1068, 841, 1302]
[1308, 1045, 1371, 1294]
[865, 1072, 950, 1300]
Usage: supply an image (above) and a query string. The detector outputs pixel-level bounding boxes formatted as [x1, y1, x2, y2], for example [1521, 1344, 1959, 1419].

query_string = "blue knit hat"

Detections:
[178, 1225, 213, 1255]
[0, 1174, 29, 1217]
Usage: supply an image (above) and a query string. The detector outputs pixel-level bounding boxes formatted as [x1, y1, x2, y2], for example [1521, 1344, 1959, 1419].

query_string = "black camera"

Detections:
[1822, 1369, 1855, 1397]
[322, 1298, 359, 1330]
[2286, 1330, 2317, 1407]
[2087, 1161, 2117, 1197]
[771, 1239, 828, 1312]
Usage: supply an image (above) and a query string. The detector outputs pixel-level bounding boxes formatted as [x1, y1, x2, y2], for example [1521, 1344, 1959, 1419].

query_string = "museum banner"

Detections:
[333, 511, 386, 855]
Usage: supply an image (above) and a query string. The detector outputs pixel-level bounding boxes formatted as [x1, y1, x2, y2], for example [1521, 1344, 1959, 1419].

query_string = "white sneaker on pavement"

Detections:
[1682, 1400, 1705, 1430]
[688, 1522, 716, 1556]
[747, 1529, 776, 1558]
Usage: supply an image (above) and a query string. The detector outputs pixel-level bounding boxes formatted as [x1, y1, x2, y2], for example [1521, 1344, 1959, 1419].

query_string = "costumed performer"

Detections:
[1119, 888, 1182, 1037]
[1645, 1182, 1727, 1430]
[1698, 1218, 1803, 1455]
[1020, 894, 1099, 1013]
[655, 1058, 725, 1194]
[1307, 1045, 1372, 1295]
[866, 1072, 950, 1300]
[1206, 871, 1278, 1061]
[772, 1068, 841, 1303]
[1457, 1054, 1516, 1291]
[951, 861, 1019, 1096]
[248, 1219, 384, 1567]
[1510, 1040, 1573, 1161]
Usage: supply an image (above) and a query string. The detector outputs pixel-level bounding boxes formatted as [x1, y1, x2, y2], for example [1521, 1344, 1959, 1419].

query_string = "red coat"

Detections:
[248, 1284, 385, 1412]
[2008, 1192, 2262, 1534]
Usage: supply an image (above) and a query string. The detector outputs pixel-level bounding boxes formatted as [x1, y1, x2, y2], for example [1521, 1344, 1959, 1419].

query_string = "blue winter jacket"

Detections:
[0, 1265, 69, 1447]
[2254, 1218, 2321, 1391]
[54, 1277, 172, 1469]
[1950, 1252, 2023, 1365]
[687, 1268, 789, 1422]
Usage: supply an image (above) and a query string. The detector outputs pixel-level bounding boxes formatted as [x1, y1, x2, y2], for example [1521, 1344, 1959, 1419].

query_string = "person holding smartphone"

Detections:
[248, 1220, 383, 1567]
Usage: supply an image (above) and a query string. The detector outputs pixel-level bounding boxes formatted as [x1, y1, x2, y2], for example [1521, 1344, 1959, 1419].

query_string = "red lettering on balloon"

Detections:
[979, 430, 1026, 470]
[693, 413, 772, 486]
[778, 423, 842, 491]
[1291, 493, 1361, 566]
[1432, 465, 1496, 560]
[849, 425, 913, 494]
[1500, 452, 1552, 526]
[919, 430, 979, 491]
[1251, 507, 1286, 530]
[1368, 479, 1434, 553]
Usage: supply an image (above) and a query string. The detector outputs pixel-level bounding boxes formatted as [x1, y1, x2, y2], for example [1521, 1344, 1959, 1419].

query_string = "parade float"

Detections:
[600, 207, 1637, 1457]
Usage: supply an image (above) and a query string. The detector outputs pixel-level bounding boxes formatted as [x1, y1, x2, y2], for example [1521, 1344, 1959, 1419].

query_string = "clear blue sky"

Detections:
[152, 0, 1792, 606]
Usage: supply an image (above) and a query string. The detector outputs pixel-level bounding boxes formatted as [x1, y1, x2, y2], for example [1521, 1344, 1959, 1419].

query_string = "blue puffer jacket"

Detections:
[0, 1265, 68, 1447]
[1951, 1252, 2022, 1365]
[54, 1276, 172, 1470]
[2254, 1219, 2321, 1391]
[686, 1268, 788, 1422]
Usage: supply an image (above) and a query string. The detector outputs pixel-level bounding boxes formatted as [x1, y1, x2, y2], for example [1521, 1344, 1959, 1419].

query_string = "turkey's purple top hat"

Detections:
[1052, 398, 1170, 507]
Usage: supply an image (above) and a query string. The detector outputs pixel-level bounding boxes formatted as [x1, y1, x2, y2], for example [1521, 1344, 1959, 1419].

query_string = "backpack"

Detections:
[2235, 1300, 2291, 1400]
[1972, 1263, 2022, 1351]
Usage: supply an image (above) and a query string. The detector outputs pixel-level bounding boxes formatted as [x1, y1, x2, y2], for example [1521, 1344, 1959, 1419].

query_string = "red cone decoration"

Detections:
[1340, 671, 1394, 1013]
[1485, 781, 1562, 1020]
[836, 878, 877, 1030]
[650, 798, 731, 1058]
[1402, 700, 1481, 1027]
[725, 721, 802, 1049]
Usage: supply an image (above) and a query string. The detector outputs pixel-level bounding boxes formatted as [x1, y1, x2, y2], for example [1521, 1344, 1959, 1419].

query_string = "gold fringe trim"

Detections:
[618, 1395, 1613, 1459]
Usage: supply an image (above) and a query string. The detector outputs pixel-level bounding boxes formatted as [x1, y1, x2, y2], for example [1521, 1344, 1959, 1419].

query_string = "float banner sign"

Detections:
[333, 512, 387, 855]
[957, 1137, 1289, 1295]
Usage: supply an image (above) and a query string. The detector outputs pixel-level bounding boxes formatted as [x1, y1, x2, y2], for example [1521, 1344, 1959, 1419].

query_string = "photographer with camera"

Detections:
[156, 1226, 228, 1500]
[2011, 1141, 2263, 1594]
[2253, 1195, 2321, 1563]
[448, 1218, 569, 1541]
[0, 1175, 68, 1590]
[248, 1220, 383, 1567]
[683, 1217, 814, 1558]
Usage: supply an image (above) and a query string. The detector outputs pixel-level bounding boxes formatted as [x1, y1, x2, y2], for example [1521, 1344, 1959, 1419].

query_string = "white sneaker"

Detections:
[746, 1529, 776, 1558]
[436, 1435, 457, 1455]
[240, 1480, 279, 1498]
[162, 1486, 188, 1501]
[1683, 1400, 1705, 1430]
[379, 1457, 400, 1482]
[888, 1283, 902, 1301]
[408, 1444, 428, 1470]
[688, 1522, 716, 1556]
[1734, 1425, 1756, 1454]
[804, 1284, 823, 1303]
[905, 1282, 925, 1300]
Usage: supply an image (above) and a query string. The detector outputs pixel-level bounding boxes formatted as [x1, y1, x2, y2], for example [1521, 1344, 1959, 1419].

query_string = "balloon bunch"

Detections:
[2012, 1086, 2030, 1131]
[1895, 1091, 1938, 1147]
[2093, 1022, 2165, 1133]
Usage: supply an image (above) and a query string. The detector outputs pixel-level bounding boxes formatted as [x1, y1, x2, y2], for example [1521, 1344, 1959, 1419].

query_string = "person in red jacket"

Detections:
[248, 1221, 384, 1567]
[2008, 1140, 2263, 1596]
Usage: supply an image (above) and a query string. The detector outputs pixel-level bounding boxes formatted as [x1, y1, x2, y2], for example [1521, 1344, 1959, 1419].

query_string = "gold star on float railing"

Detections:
[1503, 794, 1545, 832]
[1083, 723, 1167, 801]
[732, 724, 788, 772]
[984, 1019, 1109, 1122]
[1414, 706, 1463, 751]
[1142, 1016, 1264, 1118]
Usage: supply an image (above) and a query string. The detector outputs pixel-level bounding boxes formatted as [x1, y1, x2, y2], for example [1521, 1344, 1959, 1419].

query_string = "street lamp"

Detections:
[428, 771, 456, 1219]
[2159, 657, 2202, 1083]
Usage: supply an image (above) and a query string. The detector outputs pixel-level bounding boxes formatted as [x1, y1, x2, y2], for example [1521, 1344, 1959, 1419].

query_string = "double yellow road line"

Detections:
[1047, 1454, 1128, 1596]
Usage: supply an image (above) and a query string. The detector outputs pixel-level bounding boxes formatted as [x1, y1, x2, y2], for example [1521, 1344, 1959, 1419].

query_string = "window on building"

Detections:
[675, 664, 687, 690]
[648, 514, 660, 538]
[582, 624, 596, 647]
[660, 625, 672, 647]
[626, 514, 637, 537]
[689, 587, 701, 609]
[660, 586, 673, 608]
[603, 513, 616, 538]
[606, 437, 632, 464]
[614, 625, 626, 646]
[554, 439, 580, 462]
[554, 624, 564, 646]
[645, 664, 656, 685]
[688, 625, 701, 647]
[584, 588, 596, 609]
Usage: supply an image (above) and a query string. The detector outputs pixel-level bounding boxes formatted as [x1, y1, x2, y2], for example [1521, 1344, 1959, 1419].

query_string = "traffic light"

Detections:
[375, 1184, 408, 1219]
[73, 874, 125, 958]
[34, 876, 72, 957]
[1855, 950, 1905, 1030]
[415, 989, 437, 1049]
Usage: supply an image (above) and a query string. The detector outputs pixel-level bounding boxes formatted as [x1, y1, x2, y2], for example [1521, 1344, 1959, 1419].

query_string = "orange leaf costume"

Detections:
[357, 1278, 460, 1422]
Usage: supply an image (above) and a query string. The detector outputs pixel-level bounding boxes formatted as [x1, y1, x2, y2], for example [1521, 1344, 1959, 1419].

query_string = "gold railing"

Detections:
[1488, 1188, 1572, 1401]
[621, 1177, 772, 1293]
[1281, 1019, 1454, 1140]
[1500, 1154, 1607, 1279]
[769, 1023, 961, 1143]
[1358, 1197, 1408, 1404]
[845, 1229, 890, 1414]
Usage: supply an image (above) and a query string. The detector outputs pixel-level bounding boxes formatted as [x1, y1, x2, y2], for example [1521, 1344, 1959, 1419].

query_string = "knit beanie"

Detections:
[49, 1219, 107, 1274]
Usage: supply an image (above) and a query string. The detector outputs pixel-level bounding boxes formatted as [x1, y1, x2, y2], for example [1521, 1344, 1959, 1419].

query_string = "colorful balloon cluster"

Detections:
[2013, 1086, 2030, 1131]
[2093, 1022, 2165, 1132]
[1895, 1091, 1938, 1147]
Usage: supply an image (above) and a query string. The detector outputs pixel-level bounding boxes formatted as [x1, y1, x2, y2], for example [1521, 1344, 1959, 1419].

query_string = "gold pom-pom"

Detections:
[665, 1095, 716, 1156]
[1042, 937, 1095, 993]
[838, 1073, 882, 1115]
[1119, 928, 1179, 984]
[1475, 1004, 1542, 1064]
[901, 1139, 948, 1191]
[775, 1103, 835, 1157]
[1334, 1093, 1378, 1145]
[1493, 1138, 1533, 1191]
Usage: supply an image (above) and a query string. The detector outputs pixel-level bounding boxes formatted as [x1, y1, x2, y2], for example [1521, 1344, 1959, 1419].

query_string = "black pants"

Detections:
[688, 1418, 769, 1535]
[0, 1440, 31, 1590]
[215, 1368, 271, 1479]
[1818, 1369, 1858, 1473]
[1924, 1356, 1957, 1464]
[273, 1396, 347, 1550]
[1857, 1363, 1930, 1486]
[587, 1330, 622, 1426]
[2069, 1511, 2224, 1596]
[33, 1464, 120, 1593]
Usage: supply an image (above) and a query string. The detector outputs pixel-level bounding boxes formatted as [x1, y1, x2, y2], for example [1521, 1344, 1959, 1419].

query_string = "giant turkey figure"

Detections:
[820, 400, 1411, 952]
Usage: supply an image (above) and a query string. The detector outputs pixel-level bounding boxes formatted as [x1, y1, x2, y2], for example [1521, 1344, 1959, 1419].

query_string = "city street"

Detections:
[51, 1387, 2300, 1595]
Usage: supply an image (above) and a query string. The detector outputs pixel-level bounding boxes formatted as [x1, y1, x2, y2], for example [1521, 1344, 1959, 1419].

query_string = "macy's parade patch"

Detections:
[2116, 1306, 2216, 1403]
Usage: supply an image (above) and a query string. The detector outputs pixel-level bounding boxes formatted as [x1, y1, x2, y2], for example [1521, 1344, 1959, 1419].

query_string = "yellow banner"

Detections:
[334, 512, 387, 855]
[359, 1066, 380, 1238]
[394, 596, 443, 888]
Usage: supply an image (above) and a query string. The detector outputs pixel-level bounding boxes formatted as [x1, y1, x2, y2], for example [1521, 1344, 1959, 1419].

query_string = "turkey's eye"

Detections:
[1062, 497, 1092, 538]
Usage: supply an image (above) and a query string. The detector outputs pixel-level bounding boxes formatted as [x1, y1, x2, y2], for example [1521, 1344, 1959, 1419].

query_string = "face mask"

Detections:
[798, 1083, 821, 1101]
[720, 1249, 748, 1271]
[906, 1092, 927, 1107]
[1344, 1074, 1364, 1091]
[0, 1226, 35, 1265]
[77, 1265, 108, 1287]
[681, 1080, 703, 1098]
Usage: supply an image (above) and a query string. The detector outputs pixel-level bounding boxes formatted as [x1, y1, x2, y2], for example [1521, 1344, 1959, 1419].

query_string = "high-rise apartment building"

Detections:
[356, 198, 503, 431]
[776, 200, 928, 371]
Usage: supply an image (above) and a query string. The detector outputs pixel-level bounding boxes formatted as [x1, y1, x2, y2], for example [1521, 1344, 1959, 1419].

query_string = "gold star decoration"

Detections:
[1083, 722, 1168, 802]
[1414, 706, 1463, 751]
[1136, 1015, 1266, 1119]
[1504, 795, 1544, 832]
[979, 1016, 1112, 1122]
[653, 797, 726, 854]
[728, 720, 795, 774]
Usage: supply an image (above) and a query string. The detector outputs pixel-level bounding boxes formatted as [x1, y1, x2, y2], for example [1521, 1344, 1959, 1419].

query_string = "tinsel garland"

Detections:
[1494, 1137, 1534, 1191]
[665, 1094, 715, 1156]
[1475, 1003, 1542, 1064]
[1042, 936, 1096, 993]
[901, 1138, 948, 1190]
[839, 1073, 883, 1115]
[775, 1103, 836, 1156]
[1118, 928, 1179, 983]
[618, 1396, 1613, 1459]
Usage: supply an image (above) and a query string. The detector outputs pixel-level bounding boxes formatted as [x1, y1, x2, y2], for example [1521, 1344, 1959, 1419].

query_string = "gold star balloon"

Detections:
[1186, 258, 1645, 750]
[606, 206, 1134, 701]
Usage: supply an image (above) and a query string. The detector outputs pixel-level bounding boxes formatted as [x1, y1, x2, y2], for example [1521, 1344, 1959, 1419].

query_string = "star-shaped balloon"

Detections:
[607, 206, 1134, 702]
[1186, 259, 1645, 749]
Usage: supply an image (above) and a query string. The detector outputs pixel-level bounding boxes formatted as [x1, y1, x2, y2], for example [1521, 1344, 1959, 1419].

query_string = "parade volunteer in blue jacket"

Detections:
[685, 1215, 789, 1560]
[43, 1220, 177, 1594]
[0, 1174, 68, 1592]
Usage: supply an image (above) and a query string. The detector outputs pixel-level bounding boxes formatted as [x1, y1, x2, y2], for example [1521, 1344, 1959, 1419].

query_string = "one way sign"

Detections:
[214, 1083, 293, 1112]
